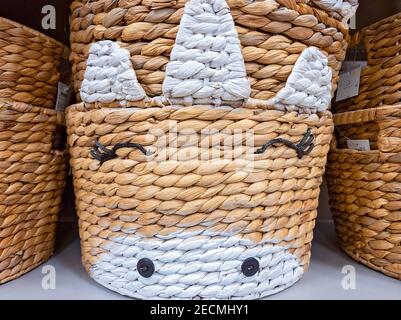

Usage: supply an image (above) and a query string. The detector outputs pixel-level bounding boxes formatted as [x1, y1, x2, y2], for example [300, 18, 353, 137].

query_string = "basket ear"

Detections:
[80, 40, 147, 105]
[267, 47, 333, 113]
[162, 0, 251, 107]
[311, 0, 358, 24]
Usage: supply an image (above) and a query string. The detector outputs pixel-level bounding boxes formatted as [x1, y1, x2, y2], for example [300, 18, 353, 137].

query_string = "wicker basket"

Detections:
[0, 17, 67, 109]
[67, 0, 336, 299]
[69, 0, 349, 101]
[335, 12, 401, 113]
[327, 106, 401, 280]
[0, 100, 66, 284]
[67, 103, 333, 299]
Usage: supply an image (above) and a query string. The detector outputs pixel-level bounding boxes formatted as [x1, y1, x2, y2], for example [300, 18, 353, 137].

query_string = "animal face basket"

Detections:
[0, 100, 66, 284]
[335, 12, 401, 113]
[67, 0, 334, 299]
[327, 106, 401, 280]
[69, 0, 350, 101]
[0, 17, 67, 109]
[68, 104, 333, 299]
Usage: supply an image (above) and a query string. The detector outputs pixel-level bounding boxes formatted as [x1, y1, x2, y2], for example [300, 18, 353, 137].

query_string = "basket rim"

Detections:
[0, 98, 59, 116]
[69, 0, 350, 35]
[349, 11, 401, 47]
[332, 105, 401, 155]
[362, 11, 401, 33]
[0, 16, 67, 54]
[333, 104, 401, 126]
[66, 101, 333, 119]
[285, 0, 349, 33]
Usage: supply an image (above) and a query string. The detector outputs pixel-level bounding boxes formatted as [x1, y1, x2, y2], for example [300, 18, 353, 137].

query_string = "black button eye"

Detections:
[137, 258, 155, 278]
[241, 257, 259, 277]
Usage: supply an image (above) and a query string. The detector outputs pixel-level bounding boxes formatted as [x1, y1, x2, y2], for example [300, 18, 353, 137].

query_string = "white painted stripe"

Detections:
[89, 231, 304, 299]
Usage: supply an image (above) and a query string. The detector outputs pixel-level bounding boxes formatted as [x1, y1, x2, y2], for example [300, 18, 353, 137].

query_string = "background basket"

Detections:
[0, 100, 66, 284]
[327, 106, 401, 280]
[67, 102, 333, 299]
[0, 17, 67, 109]
[69, 0, 349, 102]
[334, 12, 401, 113]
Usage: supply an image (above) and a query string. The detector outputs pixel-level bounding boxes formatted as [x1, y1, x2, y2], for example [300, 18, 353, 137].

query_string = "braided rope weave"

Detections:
[79, 3, 334, 113]
[0, 17, 67, 109]
[81, 40, 147, 104]
[327, 106, 401, 280]
[0, 100, 66, 284]
[67, 103, 333, 299]
[162, 0, 251, 106]
[309, 0, 358, 23]
[68, 0, 336, 299]
[69, 0, 349, 101]
[80, 41, 333, 113]
[90, 231, 305, 299]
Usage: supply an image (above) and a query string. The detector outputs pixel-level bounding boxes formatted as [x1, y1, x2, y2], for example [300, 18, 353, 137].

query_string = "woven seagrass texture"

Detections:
[306, 0, 358, 23]
[0, 17, 67, 109]
[0, 100, 66, 284]
[335, 12, 401, 113]
[327, 106, 401, 280]
[69, 0, 348, 102]
[66, 102, 333, 298]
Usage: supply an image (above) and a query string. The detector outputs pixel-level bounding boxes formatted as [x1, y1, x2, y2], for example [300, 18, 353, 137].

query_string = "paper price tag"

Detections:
[56, 82, 72, 112]
[347, 139, 370, 151]
[341, 61, 367, 72]
[336, 66, 362, 102]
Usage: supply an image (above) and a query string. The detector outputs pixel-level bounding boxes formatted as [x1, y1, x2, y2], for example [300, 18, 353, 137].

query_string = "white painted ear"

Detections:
[311, 0, 358, 24]
[80, 40, 147, 105]
[267, 47, 332, 113]
[162, 0, 251, 106]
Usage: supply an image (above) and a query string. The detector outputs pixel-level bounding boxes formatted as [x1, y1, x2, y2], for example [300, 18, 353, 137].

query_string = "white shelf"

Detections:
[1, 221, 400, 300]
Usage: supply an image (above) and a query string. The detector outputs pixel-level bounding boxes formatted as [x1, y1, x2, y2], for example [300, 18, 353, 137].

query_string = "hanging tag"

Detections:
[347, 139, 370, 151]
[56, 82, 72, 112]
[336, 66, 362, 102]
[341, 61, 367, 72]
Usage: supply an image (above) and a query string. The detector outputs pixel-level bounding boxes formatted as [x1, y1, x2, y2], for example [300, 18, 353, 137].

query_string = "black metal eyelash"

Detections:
[91, 140, 149, 164]
[255, 129, 315, 159]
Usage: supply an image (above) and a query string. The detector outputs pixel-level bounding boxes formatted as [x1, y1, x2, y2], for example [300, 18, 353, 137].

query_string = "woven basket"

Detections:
[0, 100, 66, 284]
[69, 0, 349, 102]
[0, 17, 67, 109]
[334, 12, 401, 113]
[327, 106, 401, 280]
[67, 102, 333, 299]
[67, 0, 336, 299]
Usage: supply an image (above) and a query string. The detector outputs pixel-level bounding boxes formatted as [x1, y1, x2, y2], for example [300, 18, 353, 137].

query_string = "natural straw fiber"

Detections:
[327, 106, 401, 280]
[334, 12, 401, 113]
[0, 100, 66, 284]
[0, 17, 67, 109]
[67, 102, 333, 299]
[67, 0, 336, 299]
[69, 0, 349, 101]
[307, 0, 358, 24]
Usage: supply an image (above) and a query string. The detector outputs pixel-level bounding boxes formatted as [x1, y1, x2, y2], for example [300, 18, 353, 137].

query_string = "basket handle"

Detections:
[333, 105, 401, 154]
